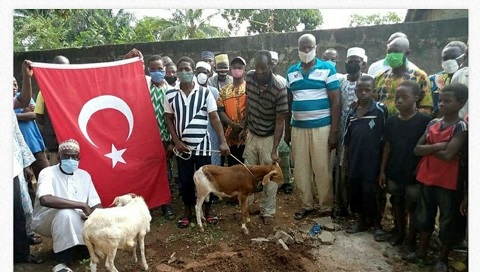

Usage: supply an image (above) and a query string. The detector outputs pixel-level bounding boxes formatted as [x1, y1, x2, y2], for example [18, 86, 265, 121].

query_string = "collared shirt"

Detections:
[245, 70, 288, 137]
[286, 58, 340, 128]
[429, 72, 451, 115]
[217, 81, 247, 146]
[147, 77, 170, 142]
[374, 65, 432, 115]
[164, 83, 217, 156]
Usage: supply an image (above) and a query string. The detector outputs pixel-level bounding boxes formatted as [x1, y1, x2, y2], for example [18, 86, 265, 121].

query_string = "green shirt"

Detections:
[149, 82, 170, 142]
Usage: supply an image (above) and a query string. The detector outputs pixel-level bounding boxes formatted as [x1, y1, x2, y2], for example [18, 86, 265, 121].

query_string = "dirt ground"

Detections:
[14, 187, 468, 272]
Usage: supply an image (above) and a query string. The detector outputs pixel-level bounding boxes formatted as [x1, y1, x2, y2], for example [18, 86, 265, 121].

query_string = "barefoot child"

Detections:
[407, 83, 468, 271]
[378, 81, 431, 249]
[343, 75, 388, 241]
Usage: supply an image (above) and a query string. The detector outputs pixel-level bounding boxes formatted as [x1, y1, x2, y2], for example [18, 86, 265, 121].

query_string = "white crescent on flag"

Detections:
[77, 95, 134, 148]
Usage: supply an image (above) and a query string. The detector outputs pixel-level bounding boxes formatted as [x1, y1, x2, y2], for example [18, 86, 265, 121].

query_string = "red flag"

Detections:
[32, 58, 171, 208]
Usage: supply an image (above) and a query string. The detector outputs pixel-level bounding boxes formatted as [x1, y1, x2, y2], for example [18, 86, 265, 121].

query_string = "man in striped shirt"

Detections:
[242, 50, 288, 225]
[164, 56, 230, 229]
[285, 34, 341, 220]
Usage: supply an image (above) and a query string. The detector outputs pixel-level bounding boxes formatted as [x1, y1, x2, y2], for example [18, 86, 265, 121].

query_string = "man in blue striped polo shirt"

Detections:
[285, 33, 341, 220]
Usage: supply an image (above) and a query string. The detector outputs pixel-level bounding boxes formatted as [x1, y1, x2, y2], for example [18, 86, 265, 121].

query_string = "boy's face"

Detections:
[395, 86, 417, 113]
[355, 80, 373, 102]
[438, 91, 463, 116]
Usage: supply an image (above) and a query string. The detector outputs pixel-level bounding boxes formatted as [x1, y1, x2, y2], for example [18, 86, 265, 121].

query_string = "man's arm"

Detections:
[209, 111, 230, 156]
[271, 113, 286, 163]
[14, 60, 33, 109]
[39, 195, 93, 216]
[164, 112, 189, 153]
[284, 91, 293, 145]
[328, 89, 340, 151]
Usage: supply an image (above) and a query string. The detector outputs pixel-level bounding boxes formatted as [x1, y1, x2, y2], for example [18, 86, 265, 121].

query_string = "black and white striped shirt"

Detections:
[164, 84, 217, 156]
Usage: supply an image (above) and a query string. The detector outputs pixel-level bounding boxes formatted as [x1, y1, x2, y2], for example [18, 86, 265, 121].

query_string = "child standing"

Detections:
[343, 75, 388, 242]
[378, 80, 431, 248]
[406, 83, 468, 271]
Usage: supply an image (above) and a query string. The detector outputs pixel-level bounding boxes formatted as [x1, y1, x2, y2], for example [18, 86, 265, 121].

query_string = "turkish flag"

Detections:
[31, 58, 171, 208]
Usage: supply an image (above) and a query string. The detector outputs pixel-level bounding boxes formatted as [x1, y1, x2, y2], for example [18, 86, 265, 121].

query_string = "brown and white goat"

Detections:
[194, 163, 284, 234]
[82, 193, 151, 272]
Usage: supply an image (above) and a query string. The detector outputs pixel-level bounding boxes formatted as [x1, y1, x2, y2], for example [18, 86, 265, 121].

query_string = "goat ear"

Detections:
[262, 170, 277, 185]
[109, 197, 119, 207]
[274, 162, 280, 168]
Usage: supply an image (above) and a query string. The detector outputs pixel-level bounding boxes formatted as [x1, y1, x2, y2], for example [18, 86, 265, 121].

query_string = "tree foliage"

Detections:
[14, 9, 138, 51]
[160, 9, 229, 40]
[221, 9, 323, 35]
[349, 12, 402, 28]
[14, 9, 230, 52]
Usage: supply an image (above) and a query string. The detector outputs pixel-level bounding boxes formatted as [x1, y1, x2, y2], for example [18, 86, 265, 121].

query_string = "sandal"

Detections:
[15, 254, 43, 264]
[52, 263, 73, 272]
[206, 215, 219, 225]
[161, 205, 176, 221]
[28, 234, 43, 245]
[177, 217, 190, 229]
[345, 224, 368, 234]
[294, 208, 314, 220]
[373, 229, 387, 242]
[262, 215, 273, 225]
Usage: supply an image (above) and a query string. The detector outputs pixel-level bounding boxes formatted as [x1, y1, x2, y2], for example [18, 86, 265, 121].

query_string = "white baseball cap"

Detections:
[270, 51, 279, 61]
[195, 61, 211, 72]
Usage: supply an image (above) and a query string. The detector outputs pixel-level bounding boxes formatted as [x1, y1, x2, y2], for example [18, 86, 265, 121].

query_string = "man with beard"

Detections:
[241, 50, 288, 225]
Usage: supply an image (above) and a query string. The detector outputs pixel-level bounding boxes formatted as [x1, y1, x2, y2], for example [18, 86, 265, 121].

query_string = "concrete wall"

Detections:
[14, 17, 467, 95]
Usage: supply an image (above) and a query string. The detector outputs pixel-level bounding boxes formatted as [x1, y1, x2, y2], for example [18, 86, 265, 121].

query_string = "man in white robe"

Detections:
[32, 139, 102, 272]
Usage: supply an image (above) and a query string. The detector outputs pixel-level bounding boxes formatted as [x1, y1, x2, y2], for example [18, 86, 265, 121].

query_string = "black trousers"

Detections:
[14, 176, 30, 262]
[227, 145, 245, 166]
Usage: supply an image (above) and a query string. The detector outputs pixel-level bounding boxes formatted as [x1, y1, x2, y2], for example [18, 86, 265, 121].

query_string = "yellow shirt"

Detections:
[34, 91, 45, 114]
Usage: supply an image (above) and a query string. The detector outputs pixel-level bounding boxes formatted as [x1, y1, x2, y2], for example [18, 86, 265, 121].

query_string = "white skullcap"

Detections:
[270, 51, 279, 60]
[346, 47, 366, 60]
[195, 61, 211, 72]
[59, 139, 80, 152]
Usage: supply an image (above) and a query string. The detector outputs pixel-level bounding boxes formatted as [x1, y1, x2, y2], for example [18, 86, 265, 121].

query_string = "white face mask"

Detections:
[298, 48, 316, 64]
[196, 73, 208, 85]
[441, 54, 464, 74]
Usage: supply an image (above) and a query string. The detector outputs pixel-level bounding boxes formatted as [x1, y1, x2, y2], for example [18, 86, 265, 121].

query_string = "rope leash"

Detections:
[172, 147, 258, 181]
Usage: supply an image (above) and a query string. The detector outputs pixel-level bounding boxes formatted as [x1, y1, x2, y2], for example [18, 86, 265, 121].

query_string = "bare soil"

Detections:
[14, 189, 467, 272]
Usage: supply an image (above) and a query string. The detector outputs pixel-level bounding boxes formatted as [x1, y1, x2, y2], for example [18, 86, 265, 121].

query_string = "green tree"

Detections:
[160, 9, 229, 40]
[133, 16, 174, 42]
[14, 9, 137, 51]
[221, 9, 323, 35]
[349, 12, 402, 27]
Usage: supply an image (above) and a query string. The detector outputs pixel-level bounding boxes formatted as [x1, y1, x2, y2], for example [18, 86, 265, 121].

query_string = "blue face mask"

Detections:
[60, 159, 79, 174]
[149, 70, 166, 83]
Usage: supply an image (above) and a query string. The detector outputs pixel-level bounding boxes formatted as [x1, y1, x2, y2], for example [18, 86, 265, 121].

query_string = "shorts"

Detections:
[386, 179, 420, 204]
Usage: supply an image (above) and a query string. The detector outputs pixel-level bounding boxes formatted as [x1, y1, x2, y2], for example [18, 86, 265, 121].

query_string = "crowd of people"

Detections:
[13, 31, 468, 272]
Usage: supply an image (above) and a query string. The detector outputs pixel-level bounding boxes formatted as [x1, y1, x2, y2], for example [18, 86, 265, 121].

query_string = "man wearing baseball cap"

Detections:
[207, 54, 233, 91]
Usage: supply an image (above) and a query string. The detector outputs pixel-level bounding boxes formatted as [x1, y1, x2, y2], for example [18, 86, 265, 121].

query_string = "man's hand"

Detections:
[219, 142, 230, 157]
[271, 151, 281, 164]
[379, 172, 387, 189]
[81, 203, 93, 217]
[123, 48, 143, 60]
[328, 131, 338, 152]
[173, 141, 190, 154]
[22, 60, 33, 77]
[23, 167, 34, 182]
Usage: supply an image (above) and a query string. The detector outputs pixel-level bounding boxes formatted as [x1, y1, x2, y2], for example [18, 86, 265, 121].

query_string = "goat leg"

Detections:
[139, 233, 148, 270]
[195, 197, 206, 232]
[105, 246, 119, 272]
[239, 194, 249, 235]
[131, 242, 138, 264]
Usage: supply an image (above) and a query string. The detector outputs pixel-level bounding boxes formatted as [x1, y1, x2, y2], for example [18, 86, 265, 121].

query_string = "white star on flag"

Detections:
[104, 144, 127, 168]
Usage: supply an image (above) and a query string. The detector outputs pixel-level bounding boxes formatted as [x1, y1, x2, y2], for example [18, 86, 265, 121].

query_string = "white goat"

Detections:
[82, 193, 152, 272]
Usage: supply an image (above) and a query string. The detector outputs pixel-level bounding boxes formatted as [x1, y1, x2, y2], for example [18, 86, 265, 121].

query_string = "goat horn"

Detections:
[109, 197, 119, 207]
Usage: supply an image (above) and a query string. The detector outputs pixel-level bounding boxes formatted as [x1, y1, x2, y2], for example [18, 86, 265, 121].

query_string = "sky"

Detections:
[126, 9, 408, 33]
